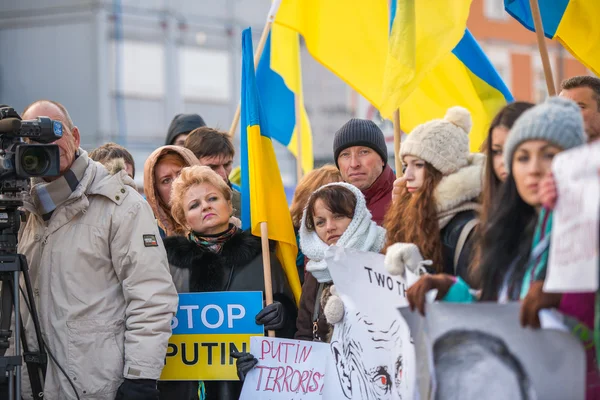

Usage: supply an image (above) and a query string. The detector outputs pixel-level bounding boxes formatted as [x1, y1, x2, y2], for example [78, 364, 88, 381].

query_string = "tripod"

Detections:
[0, 203, 47, 399]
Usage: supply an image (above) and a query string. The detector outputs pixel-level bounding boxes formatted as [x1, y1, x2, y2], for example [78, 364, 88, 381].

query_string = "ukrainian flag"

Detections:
[274, 0, 388, 111]
[240, 27, 302, 305]
[380, 0, 473, 118]
[256, 24, 313, 174]
[398, 28, 514, 151]
[385, 0, 513, 151]
[505, 0, 599, 76]
[275, 0, 512, 151]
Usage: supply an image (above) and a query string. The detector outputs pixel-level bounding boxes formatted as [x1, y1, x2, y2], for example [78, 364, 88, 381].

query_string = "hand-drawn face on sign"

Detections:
[330, 311, 404, 399]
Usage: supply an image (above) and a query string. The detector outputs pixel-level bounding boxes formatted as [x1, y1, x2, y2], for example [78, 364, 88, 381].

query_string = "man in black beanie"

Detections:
[333, 118, 394, 225]
[165, 113, 206, 146]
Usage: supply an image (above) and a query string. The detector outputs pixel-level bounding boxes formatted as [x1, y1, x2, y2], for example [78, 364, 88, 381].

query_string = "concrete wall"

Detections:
[0, 0, 385, 188]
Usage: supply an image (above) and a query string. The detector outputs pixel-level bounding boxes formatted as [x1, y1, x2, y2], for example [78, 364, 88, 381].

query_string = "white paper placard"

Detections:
[322, 246, 417, 399]
[239, 337, 330, 399]
[545, 142, 600, 292]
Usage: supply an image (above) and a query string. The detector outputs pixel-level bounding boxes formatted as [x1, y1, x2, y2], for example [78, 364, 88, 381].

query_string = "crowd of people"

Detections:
[2, 74, 599, 400]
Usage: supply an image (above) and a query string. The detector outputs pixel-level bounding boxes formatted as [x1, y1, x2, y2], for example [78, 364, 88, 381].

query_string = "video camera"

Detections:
[0, 105, 62, 195]
[0, 105, 61, 398]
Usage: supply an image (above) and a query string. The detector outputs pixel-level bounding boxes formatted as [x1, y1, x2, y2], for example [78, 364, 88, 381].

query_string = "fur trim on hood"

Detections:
[143, 146, 199, 236]
[435, 152, 484, 229]
[104, 157, 127, 176]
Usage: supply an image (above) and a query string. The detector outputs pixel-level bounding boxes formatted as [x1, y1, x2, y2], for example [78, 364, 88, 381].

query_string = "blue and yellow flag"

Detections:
[256, 24, 313, 173]
[381, 0, 473, 118]
[276, 0, 512, 151]
[240, 28, 301, 305]
[398, 28, 514, 151]
[275, 0, 388, 110]
[385, 0, 513, 151]
[505, 0, 599, 76]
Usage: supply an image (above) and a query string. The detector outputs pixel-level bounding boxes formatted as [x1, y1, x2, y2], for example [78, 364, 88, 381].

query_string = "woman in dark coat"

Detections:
[164, 165, 297, 400]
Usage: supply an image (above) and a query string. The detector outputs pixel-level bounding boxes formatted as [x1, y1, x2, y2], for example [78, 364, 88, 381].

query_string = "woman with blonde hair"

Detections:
[164, 165, 297, 400]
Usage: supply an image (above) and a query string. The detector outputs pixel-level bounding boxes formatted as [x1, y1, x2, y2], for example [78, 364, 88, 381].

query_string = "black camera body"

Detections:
[0, 106, 59, 399]
[0, 106, 63, 194]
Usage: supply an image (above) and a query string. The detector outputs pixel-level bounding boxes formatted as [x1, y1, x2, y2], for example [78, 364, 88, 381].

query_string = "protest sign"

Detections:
[546, 141, 600, 292]
[323, 246, 416, 400]
[160, 291, 264, 381]
[239, 337, 330, 399]
[401, 302, 585, 400]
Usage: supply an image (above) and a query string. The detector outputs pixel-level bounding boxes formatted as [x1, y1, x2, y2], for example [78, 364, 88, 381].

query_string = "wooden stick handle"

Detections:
[529, 0, 556, 96]
[295, 93, 303, 182]
[260, 222, 276, 337]
[393, 109, 402, 178]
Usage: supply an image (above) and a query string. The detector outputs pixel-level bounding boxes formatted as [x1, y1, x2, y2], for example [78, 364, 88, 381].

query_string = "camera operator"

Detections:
[6, 100, 178, 400]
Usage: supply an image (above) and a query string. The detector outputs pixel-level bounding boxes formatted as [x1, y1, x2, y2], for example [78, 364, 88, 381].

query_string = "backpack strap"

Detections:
[454, 218, 479, 274]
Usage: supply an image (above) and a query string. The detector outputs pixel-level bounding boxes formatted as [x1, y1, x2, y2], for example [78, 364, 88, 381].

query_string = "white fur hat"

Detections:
[400, 106, 472, 175]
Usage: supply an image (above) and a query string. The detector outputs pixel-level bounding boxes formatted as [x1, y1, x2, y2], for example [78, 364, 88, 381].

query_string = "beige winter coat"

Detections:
[12, 150, 178, 400]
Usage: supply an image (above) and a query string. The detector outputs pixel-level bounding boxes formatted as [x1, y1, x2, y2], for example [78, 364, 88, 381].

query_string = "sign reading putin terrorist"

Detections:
[160, 291, 264, 381]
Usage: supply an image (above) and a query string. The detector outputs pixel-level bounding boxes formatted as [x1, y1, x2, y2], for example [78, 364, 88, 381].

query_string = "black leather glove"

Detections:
[231, 351, 258, 382]
[255, 301, 286, 331]
[115, 378, 159, 400]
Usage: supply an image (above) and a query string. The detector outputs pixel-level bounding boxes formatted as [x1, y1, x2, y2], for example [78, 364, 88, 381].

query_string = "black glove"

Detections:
[115, 379, 159, 400]
[231, 351, 258, 382]
[255, 301, 286, 331]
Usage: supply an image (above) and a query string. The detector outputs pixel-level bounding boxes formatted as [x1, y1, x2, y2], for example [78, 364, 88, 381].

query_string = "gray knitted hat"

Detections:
[333, 119, 388, 168]
[400, 106, 472, 175]
[504, 97, 586, 173]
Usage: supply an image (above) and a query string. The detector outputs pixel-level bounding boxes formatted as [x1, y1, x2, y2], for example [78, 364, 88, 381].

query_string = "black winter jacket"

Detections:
[440, 210, 478, 284]
[160, 230, 297, 400]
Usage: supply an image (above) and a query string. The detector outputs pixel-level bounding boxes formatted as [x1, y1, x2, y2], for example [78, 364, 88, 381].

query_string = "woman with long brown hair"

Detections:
[470, 102, 534, 284]
[480, 101, 535, 230]
[384, 107, 483, 282]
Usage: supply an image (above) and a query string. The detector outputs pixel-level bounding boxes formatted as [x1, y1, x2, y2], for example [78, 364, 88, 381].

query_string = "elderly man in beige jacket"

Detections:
[8, 100, 178, 400]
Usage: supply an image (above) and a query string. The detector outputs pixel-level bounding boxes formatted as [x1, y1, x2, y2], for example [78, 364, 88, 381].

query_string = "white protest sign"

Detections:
[239, 337, 330, 399]
[545, 141, 600, 292]
[323, 246, 416, 400]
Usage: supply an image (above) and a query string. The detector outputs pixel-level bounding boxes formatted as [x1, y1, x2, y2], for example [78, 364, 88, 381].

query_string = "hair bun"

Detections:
[444, 106, 472, 134]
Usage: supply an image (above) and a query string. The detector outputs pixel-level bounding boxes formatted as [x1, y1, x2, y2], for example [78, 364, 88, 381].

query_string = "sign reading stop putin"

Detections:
[160, 291, 264, 381]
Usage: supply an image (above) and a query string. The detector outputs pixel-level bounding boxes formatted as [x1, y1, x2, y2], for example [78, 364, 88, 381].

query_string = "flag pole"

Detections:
[260, 222, 276, 337]
[529, 0, 556, 95]
[229, 1, 281, 138]
[295, 93, 303, 183]
[393, 109, 403, 178]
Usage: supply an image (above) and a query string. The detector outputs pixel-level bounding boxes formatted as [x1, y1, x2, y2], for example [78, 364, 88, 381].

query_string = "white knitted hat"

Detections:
[400, 106, 472, 175]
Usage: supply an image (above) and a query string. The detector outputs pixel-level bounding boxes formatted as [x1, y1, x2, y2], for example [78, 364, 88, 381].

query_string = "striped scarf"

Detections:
[30, 151, 88, 221]
[520, 207, 552, 299]
[188, 224, 239, 254]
